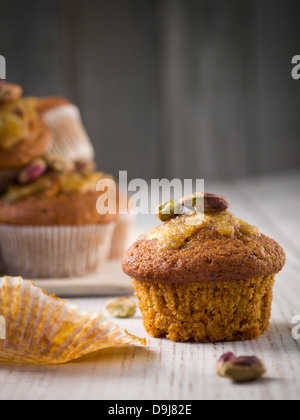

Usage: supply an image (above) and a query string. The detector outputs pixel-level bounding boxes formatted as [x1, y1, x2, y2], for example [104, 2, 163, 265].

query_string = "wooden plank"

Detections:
[236, 172, 300, 256]
[78, 0, 160, 181]
[255, 0, 300, 173]
[0, 177, 299, 400]
[0, 0, 65, 96]
[0, 266, 299, 401]
[158, 0, 249, 179]
[60, 0, 82, 104]
[33, 260, 134, 297]
[1, 1, 300, 180]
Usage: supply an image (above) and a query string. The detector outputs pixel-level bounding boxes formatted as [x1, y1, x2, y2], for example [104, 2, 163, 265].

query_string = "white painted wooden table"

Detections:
[0, 171, 300, 401]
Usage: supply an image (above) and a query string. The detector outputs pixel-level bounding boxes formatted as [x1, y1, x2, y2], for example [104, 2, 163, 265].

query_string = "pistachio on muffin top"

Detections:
[150, 193, 260, 250]
[147, 210, 261, 251]
[1, 155, 100, 203]
[122, 193, 286, 283]
[0, 155, 116, 226]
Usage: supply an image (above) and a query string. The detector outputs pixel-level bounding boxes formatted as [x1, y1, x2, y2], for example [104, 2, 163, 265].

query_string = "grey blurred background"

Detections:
[1, 0, 300, 181]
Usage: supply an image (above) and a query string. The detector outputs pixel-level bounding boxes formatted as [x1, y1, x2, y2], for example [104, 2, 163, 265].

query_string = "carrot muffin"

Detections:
[0, 156, 116, 278]
[37, 96, 95, 163]
[122, 193, 286, 343]
[0, 82, 51, 191]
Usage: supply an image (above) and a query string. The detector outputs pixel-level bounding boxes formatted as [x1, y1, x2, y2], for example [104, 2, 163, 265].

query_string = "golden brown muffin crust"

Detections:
[122, 225, 286, 283]
[0, 191, 116, 226]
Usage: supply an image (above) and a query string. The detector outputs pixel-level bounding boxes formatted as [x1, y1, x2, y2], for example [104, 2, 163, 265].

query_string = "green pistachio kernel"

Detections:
[106, 297, 137, 319]
[180, 193, 204, 212]
[156, 200, 184, 222]
[217, 353, 266, 383]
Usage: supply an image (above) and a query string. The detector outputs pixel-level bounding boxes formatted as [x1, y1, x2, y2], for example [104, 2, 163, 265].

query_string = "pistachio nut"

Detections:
[180, 193, 204, 212]
[0, 83, 23, 103]
[216, 352, 236, 377]
[106, 297, 137, 319]
[181, 192, 229, 213]
[217, 353, 266, 383]
[156, 200, 184, 222]
[45, 153, 75, 173]
[18, 158, 47, 184]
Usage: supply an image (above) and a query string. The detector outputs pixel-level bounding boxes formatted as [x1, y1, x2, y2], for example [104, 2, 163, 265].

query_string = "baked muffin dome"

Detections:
[122, 216, 285, 284]
[0, 156, 117, 278]
[122, 194, 286, 343]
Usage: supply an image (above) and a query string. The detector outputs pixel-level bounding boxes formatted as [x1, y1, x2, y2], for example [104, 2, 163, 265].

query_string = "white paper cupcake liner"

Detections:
[0, 223, 115, 279]
[109, 213, 136, 259]
[0, 169, 18, 193]
[43, 104, 95, 162]
[0, 276, 145, 364]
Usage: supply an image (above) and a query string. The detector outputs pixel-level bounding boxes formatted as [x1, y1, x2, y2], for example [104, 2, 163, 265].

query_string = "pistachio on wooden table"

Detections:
[106, 297, 137, 319]
[217, 352, 266, 383]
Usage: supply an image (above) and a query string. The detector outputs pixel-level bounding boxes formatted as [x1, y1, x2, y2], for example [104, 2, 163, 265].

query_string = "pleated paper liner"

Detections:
[42, 104, 95, 162]
[0, 223, 115, 279]
[0, 277, 145, 364]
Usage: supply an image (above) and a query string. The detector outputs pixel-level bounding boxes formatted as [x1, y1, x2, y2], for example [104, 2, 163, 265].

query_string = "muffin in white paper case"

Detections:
[38, 98, 95, 163]
[0, 276, 146, 364]
[0, 223, 115, 279]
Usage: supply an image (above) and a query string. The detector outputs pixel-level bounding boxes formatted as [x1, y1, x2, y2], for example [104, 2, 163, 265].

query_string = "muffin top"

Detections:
[0, 83, 51, 169]
[0, 155, 116, 226]
[122, 193, 286, 283]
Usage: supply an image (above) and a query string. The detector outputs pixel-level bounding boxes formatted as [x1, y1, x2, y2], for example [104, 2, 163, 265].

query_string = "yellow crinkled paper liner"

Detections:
[0, 277, 146, 365]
